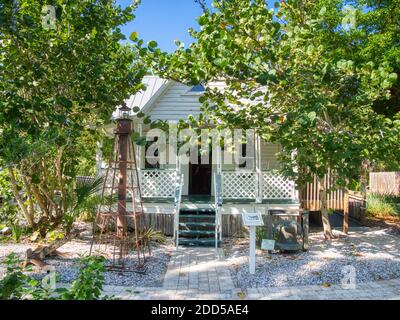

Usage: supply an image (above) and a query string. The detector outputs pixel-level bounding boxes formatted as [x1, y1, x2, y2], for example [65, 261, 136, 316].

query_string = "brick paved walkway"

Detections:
[99, 246, 400, 300]
[162, 247, 235, 294]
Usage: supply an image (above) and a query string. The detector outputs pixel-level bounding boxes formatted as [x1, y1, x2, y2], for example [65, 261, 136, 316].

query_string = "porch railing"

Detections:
[262, 171, 296, 200]
[221, 171, 257, 199]
[174, 173, 184, 247]
[109, 168, 297, 202]
[101, 168, 178, 198]
[214, 171, 223, 248]
[221, 170, 296, 201]
[140, 169, 177, 198]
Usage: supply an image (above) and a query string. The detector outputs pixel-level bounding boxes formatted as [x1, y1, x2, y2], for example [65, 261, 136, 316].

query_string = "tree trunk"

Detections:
[55, 146, 65, 217]
[343, 188, 349, 234]
[318, 177, 334, 240]
[8, 168, 35, 227]
[21, 175, 36, 225]
[30, 183, 50, 218]
[360, 160, 369, 197]
[24, 228, 83, 268]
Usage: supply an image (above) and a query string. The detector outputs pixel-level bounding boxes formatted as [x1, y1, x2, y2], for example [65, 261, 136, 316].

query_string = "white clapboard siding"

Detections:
[260, 141, 281, 170]
[146, 82, 203, 121]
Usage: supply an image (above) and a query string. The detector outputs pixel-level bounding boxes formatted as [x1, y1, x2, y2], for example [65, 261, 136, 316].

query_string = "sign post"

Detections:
[241, 212, 264, 275]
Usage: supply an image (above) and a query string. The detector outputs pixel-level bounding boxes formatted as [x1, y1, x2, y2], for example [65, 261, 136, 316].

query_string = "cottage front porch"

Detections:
[139, 168, 299, 211]
[101, 164, 300, 242]
[99, 127, 300, 243]
[128, 168, 299, 245]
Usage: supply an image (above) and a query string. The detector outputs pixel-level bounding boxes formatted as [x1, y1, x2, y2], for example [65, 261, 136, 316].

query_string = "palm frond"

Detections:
[75, 177, 103, 210]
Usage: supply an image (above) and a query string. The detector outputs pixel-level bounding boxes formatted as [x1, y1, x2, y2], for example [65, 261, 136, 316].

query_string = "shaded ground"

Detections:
[363, 216, 400, 236]
[225, 228, 400, 288]
[310, 211, 400, 236]
[309, 211, 363, 229]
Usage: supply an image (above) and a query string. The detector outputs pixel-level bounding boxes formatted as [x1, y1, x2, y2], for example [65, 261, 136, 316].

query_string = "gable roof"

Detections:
[126, 76, 168, 111]
[112, 76, 169, 119]
[112, 76, 229, 121]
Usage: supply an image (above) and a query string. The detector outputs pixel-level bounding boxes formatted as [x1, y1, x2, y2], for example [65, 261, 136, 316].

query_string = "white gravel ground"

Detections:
[0, 237, 174, 287]
[226, 228, 400, 288]
[2, 227, 400, 290]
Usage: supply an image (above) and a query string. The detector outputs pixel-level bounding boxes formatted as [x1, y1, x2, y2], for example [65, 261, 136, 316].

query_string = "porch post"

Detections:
[137, 123, 143, 170]
[216, 140, 222, 175]
[95, 140, 103, 179]
[291, 150, 299, 201]
[216, 132, 223, 245]
[255, 132, 262, 203]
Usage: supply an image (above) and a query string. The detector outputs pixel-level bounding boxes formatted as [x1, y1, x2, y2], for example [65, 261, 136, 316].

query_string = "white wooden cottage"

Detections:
[99, 76, 300, 246]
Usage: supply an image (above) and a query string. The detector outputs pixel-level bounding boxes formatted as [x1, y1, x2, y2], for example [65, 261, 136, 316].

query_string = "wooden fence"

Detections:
[369, 172, 400, 196]
[348, 191, 366, 223]
[143, 213, 174, 236]
[299, 173, 346, 212]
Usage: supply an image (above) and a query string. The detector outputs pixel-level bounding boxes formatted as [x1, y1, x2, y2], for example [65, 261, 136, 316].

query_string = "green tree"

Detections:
[354, 0, 400, 118]
[139, 0, 400, 239]
[0, 0, 146, 234]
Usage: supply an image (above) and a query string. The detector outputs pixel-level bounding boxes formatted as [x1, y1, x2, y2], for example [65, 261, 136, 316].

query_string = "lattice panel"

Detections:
[140, 170, 177, 198]
[222, 171, 257, 199]
[262, 172, 294, 199]
[101, 168, 138, 196]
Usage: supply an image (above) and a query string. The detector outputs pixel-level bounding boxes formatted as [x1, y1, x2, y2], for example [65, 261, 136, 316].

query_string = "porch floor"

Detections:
[142, 195, 299, 205]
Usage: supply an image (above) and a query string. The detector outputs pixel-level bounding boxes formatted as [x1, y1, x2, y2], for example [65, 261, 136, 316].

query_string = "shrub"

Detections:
[366, 193, 400, 217]
[62, 177, 104, 233]
[256, 226, 267, 246]
[58, 255, 106, 300]
[10, 224, 25, 243]
[0, 253, 107, 300]
[140, 227, 166, 255]
[0, 253, 28, 300]
[141, 227, 166, 245]
[0, 171, 18, 227]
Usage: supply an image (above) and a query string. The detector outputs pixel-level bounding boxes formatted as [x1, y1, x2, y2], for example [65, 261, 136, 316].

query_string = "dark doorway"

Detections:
[189, 153, 212, 196]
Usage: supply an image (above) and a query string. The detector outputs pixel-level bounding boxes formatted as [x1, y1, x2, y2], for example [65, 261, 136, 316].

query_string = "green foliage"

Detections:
[0, 0, 147, 234]
[10, 224, 25, 243]
[140, 227, 166, 246]
[63, 177, 103, 233]
[141, 0, 400, 187]
[58, 255, 106, 300]
[74, 131, 102, 177]
[0, 253, 28, 300]
[366, 192, 400, 217]
[348, 180, 361, 192]
[0, 253, 107, 300]
[353, 0, 400, 118]
[0, 170, 18, 225]
[45, 230, 65, 243]
[140, 0, 400, 237]
[256, 226, 267, 245]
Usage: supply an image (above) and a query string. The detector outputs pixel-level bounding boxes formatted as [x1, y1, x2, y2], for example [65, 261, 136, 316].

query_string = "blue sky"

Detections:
[117, 0, 277, 52]
[117, 0, 207, 52]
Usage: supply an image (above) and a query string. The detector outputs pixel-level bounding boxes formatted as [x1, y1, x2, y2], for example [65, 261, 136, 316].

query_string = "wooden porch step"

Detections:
[179, 230, 215, 236]
[179, 222, 215, 227]
[179, 214, 215, 219]
[179, 208, 215, 214]
[178, 238, 221, 247]
[178, 207, 218, 247]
